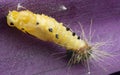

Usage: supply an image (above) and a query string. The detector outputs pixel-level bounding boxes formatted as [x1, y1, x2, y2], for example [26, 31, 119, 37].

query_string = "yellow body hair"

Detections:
[7, 10, 88, 51]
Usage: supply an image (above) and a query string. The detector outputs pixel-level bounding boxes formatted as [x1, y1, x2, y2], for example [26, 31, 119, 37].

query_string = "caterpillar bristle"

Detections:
[17, 3, 26, 11]
[65, 19, 118, 75]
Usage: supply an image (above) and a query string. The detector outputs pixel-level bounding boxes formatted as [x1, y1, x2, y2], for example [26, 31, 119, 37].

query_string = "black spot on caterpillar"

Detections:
[36, 22, 39, 25]
[77, 36, 80, 39]
[55, 34, 59, 39]
[72, 32, 76, 36]
[10, 22, 14, 25]
[66, 27, 70, 31]
[48, 28, 53, 32]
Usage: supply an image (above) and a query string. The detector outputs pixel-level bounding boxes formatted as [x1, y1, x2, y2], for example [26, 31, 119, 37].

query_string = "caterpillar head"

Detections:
[7, 11, 19, 27]
[7, 10, 36, 33]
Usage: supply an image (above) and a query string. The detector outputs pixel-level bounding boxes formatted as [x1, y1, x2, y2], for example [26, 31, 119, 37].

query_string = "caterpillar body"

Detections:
[7, 10, 91, 64]
[6, 4, 117, 75]
[7, 9, 117, 75]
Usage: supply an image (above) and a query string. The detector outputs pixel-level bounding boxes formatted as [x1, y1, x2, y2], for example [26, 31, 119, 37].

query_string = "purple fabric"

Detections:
[0, 0, 120, 75]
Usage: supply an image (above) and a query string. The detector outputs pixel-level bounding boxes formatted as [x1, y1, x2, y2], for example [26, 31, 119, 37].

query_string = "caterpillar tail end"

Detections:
[67, 43, 92, 65]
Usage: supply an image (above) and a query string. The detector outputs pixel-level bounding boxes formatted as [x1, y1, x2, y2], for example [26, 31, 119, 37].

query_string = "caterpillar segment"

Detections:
[7, 10, 91, 64]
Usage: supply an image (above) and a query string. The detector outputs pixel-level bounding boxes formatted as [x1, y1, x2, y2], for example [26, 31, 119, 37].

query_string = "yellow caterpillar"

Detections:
[7, 9, 116, 75]
[7, 3, 118, 74]
[7, 10, 91, 64]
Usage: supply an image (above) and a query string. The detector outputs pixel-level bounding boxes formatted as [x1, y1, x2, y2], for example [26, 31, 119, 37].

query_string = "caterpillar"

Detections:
[7, 9, 91, 61]
[6, 5, 115, 74]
